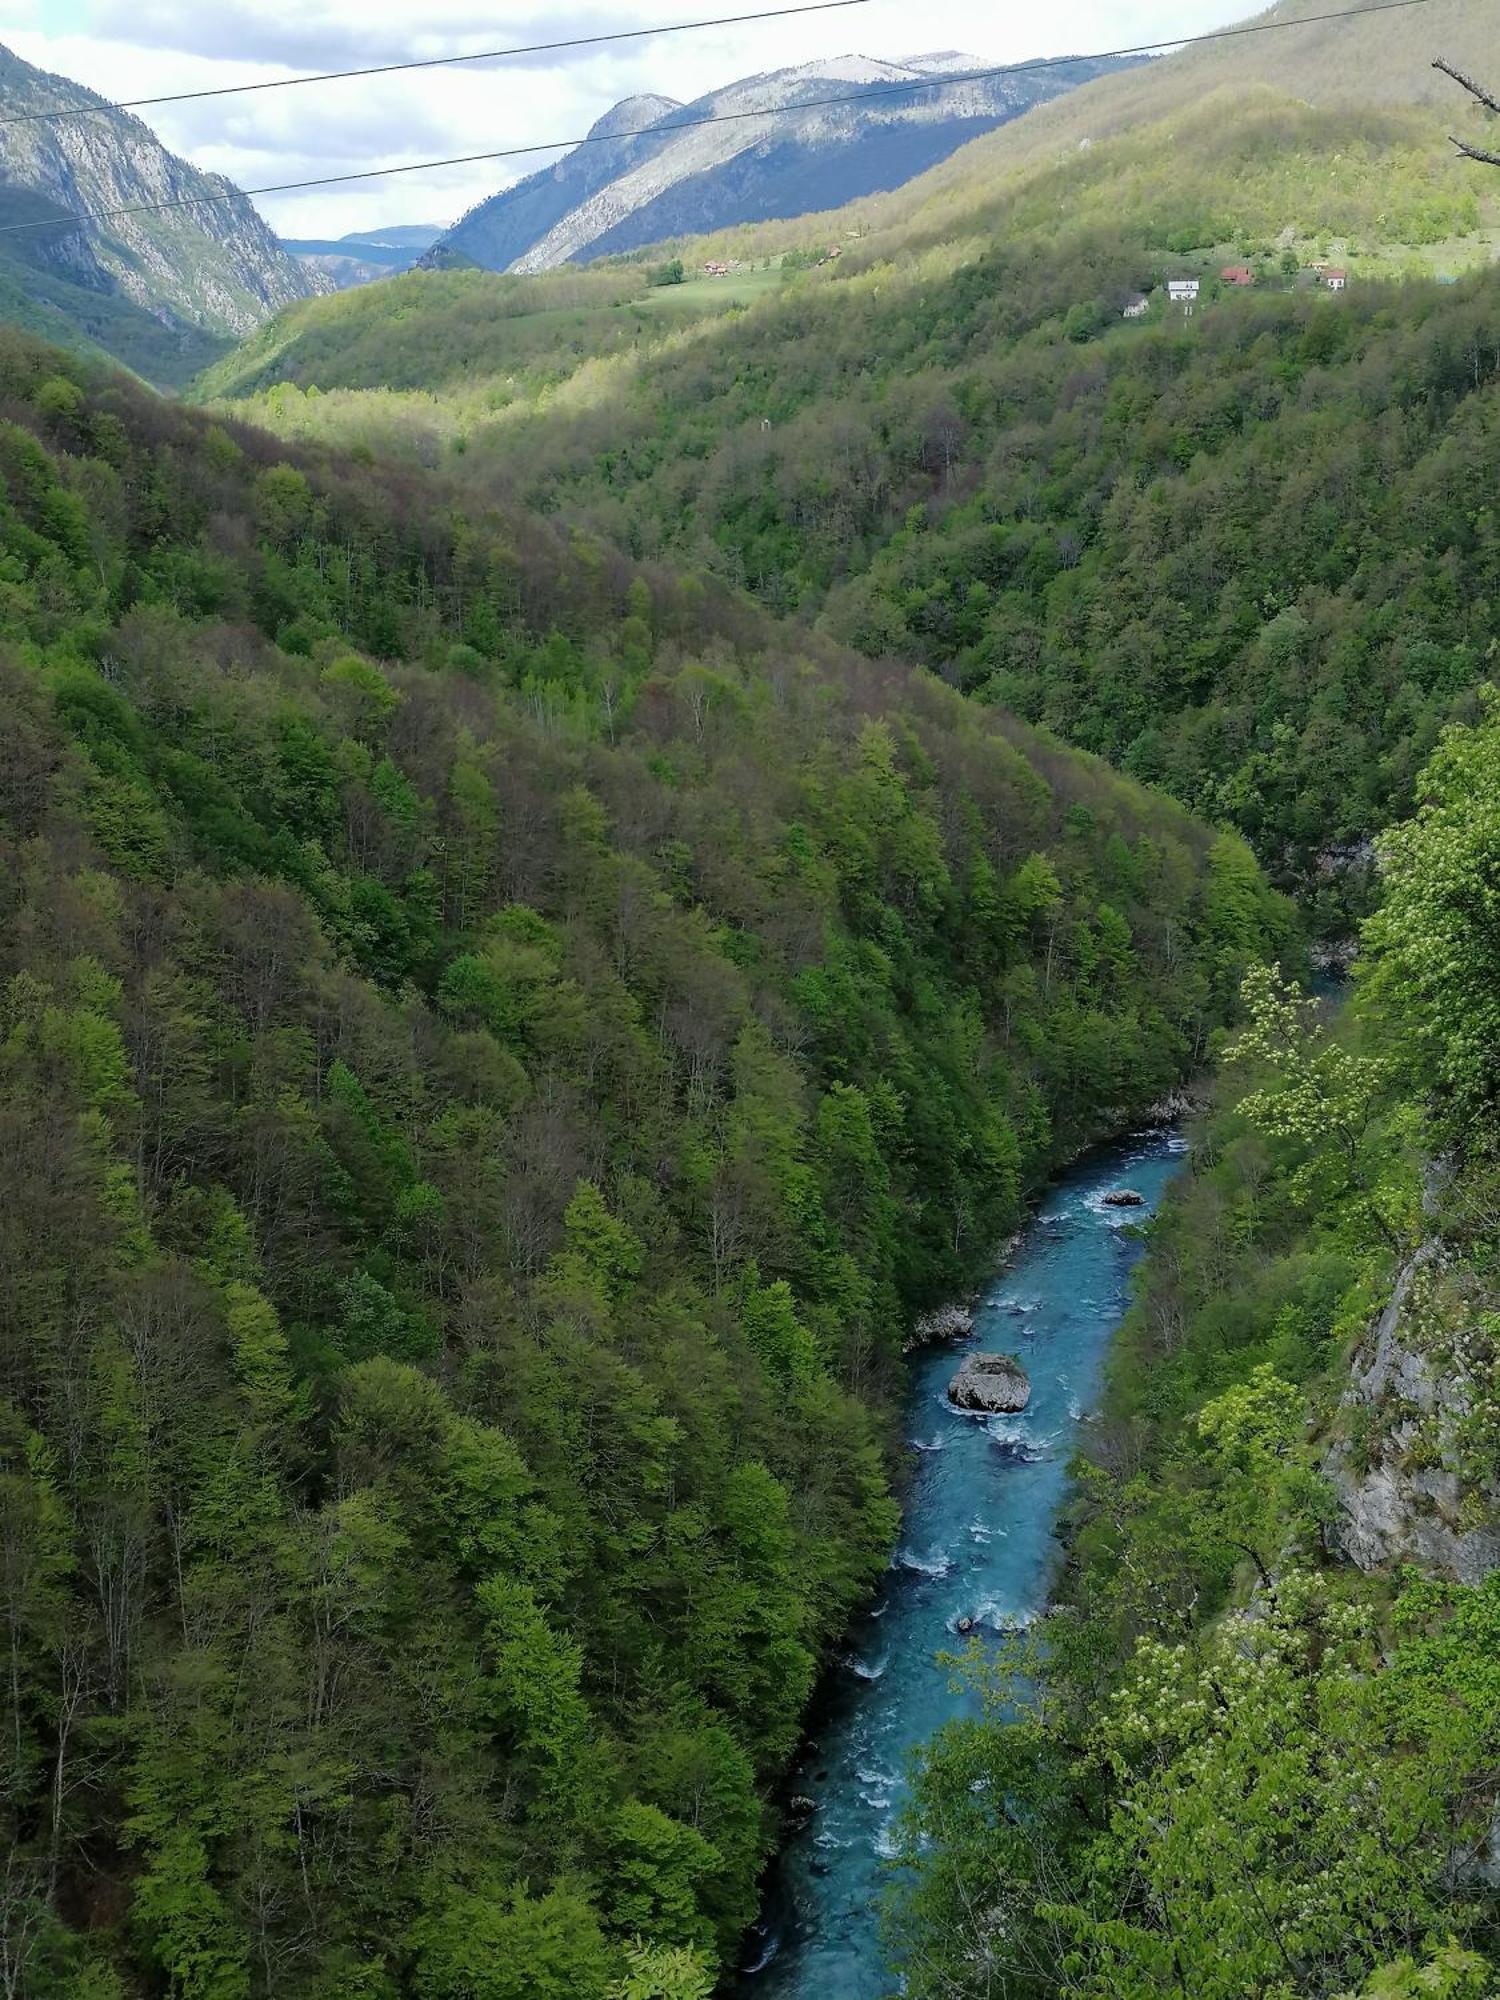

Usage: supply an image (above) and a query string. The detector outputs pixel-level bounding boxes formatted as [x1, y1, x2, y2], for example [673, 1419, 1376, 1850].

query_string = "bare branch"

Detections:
[1450, 136, 1500, 167]
[1433, 55, 1500, 116]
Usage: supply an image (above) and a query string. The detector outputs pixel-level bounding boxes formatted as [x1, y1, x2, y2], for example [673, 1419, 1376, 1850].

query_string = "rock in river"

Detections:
[948, 1351, 1031, 1413]
[1102, 1188, 1144, 1207]
[910, 1301, 974, 1344]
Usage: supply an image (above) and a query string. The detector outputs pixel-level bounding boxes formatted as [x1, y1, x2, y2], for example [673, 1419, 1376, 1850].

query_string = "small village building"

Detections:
[1325, 268, 1347, 291]
[1220, 264, 1254, 286]
[1122, 293, 1150, 318]
[703, 260, 731, 277]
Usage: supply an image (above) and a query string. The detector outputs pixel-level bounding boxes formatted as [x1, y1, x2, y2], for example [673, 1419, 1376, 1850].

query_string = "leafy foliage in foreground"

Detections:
[889, 703, 1500, 1996]
[0, 331, 1284, 1995]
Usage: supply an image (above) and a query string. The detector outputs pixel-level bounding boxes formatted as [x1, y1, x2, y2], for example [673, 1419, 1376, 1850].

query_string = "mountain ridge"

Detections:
[422, 46, 1139, 273]
[0, 39, 324, 379]
[282, 224, 446, 291]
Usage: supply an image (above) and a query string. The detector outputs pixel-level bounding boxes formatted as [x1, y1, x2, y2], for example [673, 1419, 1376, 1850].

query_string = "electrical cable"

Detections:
[0, 0, 880, 129]
[0, 0, 1442, 239]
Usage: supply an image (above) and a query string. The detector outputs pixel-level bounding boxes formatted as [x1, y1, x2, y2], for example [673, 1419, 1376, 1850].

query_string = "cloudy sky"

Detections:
[3, 0, 1242, 239]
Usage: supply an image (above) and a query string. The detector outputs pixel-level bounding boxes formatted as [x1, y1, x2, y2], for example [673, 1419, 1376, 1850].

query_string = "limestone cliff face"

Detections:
[426, 50, 1137, 275]
[0, 42, 323, 339]
[1324, 1246, 1500, 1586]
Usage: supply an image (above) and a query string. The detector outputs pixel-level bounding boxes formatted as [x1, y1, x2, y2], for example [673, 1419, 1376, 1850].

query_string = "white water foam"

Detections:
[968, 1597, 1041, 1634]
[987, 1419, 1052, 1461]
[893, 1547, 954, 1578]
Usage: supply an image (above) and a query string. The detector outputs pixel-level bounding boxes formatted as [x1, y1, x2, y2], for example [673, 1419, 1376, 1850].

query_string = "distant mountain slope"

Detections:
[423, 94, 686, 273]
[0, 181, 231, 384]
[282, 224, 445, 291]
[423, 52, 1135, 273]
[0, 41, 323, 380]
[851, 0, 1500, 217]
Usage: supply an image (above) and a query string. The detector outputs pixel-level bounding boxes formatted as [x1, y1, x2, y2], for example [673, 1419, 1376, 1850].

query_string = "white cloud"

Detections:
[1, 0, 1240, 237]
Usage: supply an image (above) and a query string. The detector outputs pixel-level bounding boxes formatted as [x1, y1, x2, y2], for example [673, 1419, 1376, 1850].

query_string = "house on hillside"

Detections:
[1325, 268, 1347, 291]
[1220, 264, 1254, 286]
[1122, 293, 1150, 318]
[703, 261, 731, 277]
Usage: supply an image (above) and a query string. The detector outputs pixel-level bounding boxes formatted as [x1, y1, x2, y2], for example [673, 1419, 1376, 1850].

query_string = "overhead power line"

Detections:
[0, 0, 878, 130]
[0, 0, 1440, 240]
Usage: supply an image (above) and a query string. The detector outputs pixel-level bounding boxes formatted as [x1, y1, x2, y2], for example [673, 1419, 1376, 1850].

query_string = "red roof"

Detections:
[1220, 265, 1254, 284]
[1326, 268, 1347, 280]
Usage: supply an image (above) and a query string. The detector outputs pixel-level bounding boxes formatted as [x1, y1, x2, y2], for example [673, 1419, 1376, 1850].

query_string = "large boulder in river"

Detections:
[1102, 1188, 1144, 1207]
[948, 1351, 1031, 1413]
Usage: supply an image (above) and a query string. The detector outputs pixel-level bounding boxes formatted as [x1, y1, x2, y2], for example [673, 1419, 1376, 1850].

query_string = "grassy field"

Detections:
[636, 267, 787, 313]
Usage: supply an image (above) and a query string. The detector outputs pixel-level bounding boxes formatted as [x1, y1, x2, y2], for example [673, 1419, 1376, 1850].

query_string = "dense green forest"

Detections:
[888, 703, 1500, 1996]
[480, 250, 1500, 923]
[0, 329, 1288, 1995]
[202, 89, 1500, 925]
[7, 1, 1500, 1989]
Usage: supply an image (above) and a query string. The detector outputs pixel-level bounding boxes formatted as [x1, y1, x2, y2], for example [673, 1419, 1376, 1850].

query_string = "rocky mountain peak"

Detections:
[586, 92, 683, 141]
[430, 42, 1137, 276]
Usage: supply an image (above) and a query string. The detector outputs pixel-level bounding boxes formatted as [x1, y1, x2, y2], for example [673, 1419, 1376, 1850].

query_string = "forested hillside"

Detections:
[10, 1, 1500, 1990]
[479, 251, 1500, 922]
[203, 64, 1500, 919]
[0, 329, 1284, 1996]
[889, 702, 1500, 1997]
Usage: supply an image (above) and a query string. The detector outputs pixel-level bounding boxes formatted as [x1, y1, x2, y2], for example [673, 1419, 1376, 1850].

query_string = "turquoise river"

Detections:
[739, 1125, 1187, 1998]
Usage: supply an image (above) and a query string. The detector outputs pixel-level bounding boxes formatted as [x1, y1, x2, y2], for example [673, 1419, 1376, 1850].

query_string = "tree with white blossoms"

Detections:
[1051, 1571, 1498, 1998]
[1226, 963, 1407, 1246]
[1363, 687, 1500, 1128]
[891, 1566, 1500, 1999]
[609, 1937, 715, 2000]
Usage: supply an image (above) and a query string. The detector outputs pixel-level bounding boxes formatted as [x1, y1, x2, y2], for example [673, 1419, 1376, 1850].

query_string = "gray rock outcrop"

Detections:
[1324, 1246, 1500, 1586]
[912, 1302, 974, 1343]
[948, 1351, 1031, 1413]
